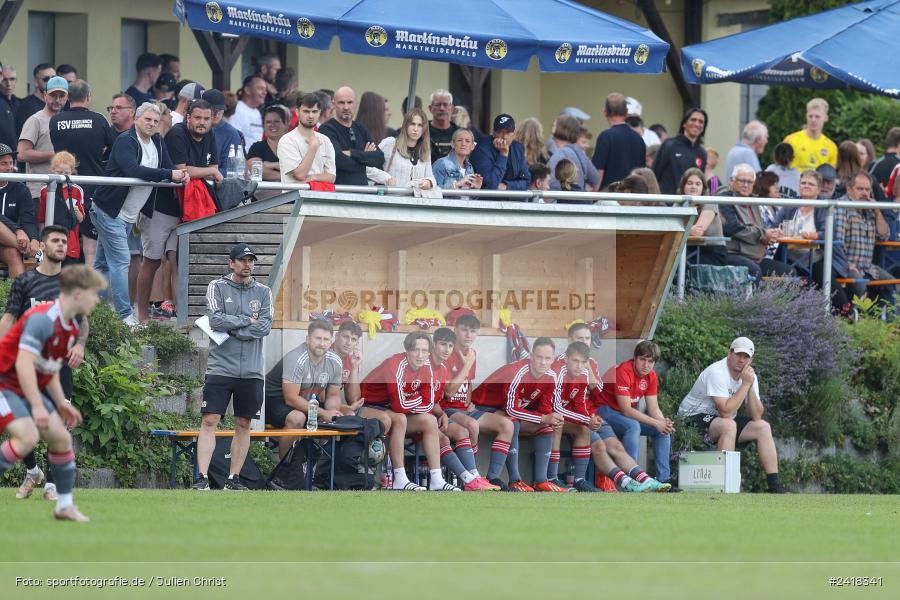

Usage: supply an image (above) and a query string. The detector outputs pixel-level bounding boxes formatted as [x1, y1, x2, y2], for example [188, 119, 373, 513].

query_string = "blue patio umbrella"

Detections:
[681, 0, 900, 98]
[176, 0, 667, 73]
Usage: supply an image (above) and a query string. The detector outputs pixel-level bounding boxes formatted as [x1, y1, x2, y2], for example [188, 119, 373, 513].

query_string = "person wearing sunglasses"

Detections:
[15, 63, 55, 137]
[0, 65, 21, 149]
[17, 76, 69, 205]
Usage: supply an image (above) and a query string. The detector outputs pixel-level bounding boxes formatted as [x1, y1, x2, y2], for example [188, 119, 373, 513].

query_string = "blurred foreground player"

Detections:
[0, 265, 107, 522]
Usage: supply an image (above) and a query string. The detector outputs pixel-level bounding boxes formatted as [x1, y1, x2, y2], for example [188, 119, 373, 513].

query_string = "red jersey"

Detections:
[471, 358, 557, 424]
[441, 348, 476, 410]
[429, 359, 451, 406]
[549, 358, 592, 425]
[556, 351, 605, 408]
[340, 353, 352, 385]
[361, 352, 434, 414]
[0, 300, 80, 395]
[596, 359, 658, 413]
[39, 183, 85, 259]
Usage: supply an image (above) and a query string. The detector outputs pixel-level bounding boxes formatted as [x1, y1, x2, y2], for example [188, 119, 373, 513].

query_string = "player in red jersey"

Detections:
[429, 328, 498, 491]
[550, 342, 669, 492]
[440, 314, 513, 489]
[361, 332, 460, 491]
[332, 321, 395, 436]
[0, 265, 107, 522]
[472, 337, 565, 492]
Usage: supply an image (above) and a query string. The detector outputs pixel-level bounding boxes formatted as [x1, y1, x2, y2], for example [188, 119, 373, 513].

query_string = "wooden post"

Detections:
[636, 0, 701, 110]
[192, 30, 249, 91]
[0, 0, 24, 46]
[299, 246, 312, 322]
[482, 254, 501, 329]
[388, 250, 407, 317]
[575, 257, 594, 323]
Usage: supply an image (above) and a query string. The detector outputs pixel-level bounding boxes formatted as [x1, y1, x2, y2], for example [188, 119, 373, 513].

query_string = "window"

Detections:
[27, 12, 55, 94]
[121, 20, 148, 92]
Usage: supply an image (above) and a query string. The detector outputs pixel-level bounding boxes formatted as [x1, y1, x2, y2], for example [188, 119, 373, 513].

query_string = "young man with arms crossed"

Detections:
[677, 337, 784, 493]
[441, 314, 514, 489]
[0, 265, 107, 522]
[429, 327, 498, 491]
[596, 340, 674, 486]
[472, 337, 564, 492]
[264, 320, 343, 459]
[1, 226, 89, 501]
[361, 332, 461, 492]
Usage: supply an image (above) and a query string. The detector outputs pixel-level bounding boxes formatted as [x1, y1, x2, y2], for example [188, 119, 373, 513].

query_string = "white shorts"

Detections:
[137, 212, 179, 260]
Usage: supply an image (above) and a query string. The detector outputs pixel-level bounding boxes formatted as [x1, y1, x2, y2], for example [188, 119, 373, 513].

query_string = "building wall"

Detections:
[0, 0, 768, 179]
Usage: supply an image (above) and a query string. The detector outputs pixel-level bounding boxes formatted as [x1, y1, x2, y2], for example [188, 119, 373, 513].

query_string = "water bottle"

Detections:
[234, 145, 247, 180]
[307, 394, 319, 432]
[381, 455, 393, 490]
[565, 462, 575, 487]
[226, 145, 236, 178]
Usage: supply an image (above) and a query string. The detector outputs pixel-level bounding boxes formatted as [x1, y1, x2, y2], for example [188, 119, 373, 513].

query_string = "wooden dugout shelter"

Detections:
[175, 192, 695, 341]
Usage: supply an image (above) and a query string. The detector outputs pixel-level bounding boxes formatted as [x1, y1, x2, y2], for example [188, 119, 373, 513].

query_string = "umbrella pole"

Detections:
[406, 59, 419, 115]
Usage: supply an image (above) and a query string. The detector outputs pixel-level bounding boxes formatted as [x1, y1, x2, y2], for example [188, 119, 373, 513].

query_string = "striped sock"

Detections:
[0, 440, 24, 473]
[548, 451, 561, 480]
[48, 449, 76, 497]
[506, 420, 522, 482]
[487, 440, 510, 480]
[440, 444, 473, 483]
[608, 468, 627, 486]
[573, 446, 591, 481]
[629, 466, 650, 483]
[455, 438, 478, 472]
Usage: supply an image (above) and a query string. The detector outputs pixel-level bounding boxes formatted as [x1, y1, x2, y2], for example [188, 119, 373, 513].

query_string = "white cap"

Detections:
[730, 337, 755, 357]
[625, 96, 642, 117]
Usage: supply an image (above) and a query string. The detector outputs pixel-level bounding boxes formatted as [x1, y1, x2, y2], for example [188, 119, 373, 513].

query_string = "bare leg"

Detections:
[739, 419, 779, 474]
[407, 413, 440, 469]
[278, 410, 306, 459]
[136, 257, 161, 322]
[228, 417, 252, 476]
[81, 237, 96, 269]
[166, 249, 179, 304]
[196, 413, 221, 475]
[1, 246, 24, 278]
[708, 417, 737, 451]
[128, 254, 141, 307]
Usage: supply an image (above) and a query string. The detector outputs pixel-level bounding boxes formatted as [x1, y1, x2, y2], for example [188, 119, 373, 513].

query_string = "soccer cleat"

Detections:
[191, 475, 210, 491]
[54, 505, 90, 522]
[533, 480, 570, 493]
[645, 478, 672, 493]
[474, 476, 501, 491]
[622, 478, 652, 493]
[767, 482, 786, 494]
[224, 477, 249, 491]
[550, 478, 573, 491]
[43, 484, 58, 501]
[508, 480, 535, 492]
[431, 482, 462, 492]
[16, 468, 45, 499]
[463, 477, 496, 491]
[394, 481, 426, 491]
[574, 479, 600, 493]
[488, 478, 511, 492]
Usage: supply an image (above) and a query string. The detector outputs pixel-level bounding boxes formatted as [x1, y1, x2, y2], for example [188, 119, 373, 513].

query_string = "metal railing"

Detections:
[2, 173, 897, 304]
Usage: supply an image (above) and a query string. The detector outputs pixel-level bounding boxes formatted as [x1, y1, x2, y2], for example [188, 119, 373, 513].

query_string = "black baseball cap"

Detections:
[155, 72, 177, 93]
[0, 143, 15, 158]
[816, 163, 837, 182]
[229, 244, 258, 260]
[493, 114, 515, 132]
[202, 89, 226, 111]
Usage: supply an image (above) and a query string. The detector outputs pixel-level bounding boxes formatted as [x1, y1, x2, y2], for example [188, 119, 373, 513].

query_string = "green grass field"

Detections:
[1, 489, 897, 599]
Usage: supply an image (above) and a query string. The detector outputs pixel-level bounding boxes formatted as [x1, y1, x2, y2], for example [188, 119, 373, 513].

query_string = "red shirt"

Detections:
[596, 359, 658, 413]
[429, 359, 451, 406]
[39, 183, 84, 259]
[550, 357, 592, 425]
[0, 300, 80, 396]
[441, 348, 476, 410]
[556, 352, 605, 408]
[340, 353, 352, 386]
[361, 352, 434, 414]
[471, 358, 557, 424]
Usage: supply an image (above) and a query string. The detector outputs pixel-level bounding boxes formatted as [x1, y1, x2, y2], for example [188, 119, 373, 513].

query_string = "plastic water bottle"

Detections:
[234, 145, 247, 180]
[381, 455, 393, 490]
[226, 145, 236, 178]
[307, 394, 319, 432]
[565, 462, 575, 487]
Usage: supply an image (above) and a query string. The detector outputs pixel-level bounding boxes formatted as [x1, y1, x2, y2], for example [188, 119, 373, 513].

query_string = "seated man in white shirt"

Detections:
[277, 93, 336, 185]
[677, 337, 784, 493]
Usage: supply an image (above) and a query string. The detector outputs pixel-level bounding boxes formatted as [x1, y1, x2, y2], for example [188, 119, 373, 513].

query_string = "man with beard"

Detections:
[427, 90, 457, 164]
[276, 93, 336, 184]
[318, 87, 384, 186]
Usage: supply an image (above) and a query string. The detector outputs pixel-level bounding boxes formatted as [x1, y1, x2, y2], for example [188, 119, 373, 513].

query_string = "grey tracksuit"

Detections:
[205, 274, 273, 380]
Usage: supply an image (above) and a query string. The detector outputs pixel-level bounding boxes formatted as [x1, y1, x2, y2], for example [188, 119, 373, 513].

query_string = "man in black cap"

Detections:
[192, 243, 272, 491]
[153, 72, 178, 110]
[816, 164, 838, 200]
[470, 114, 530, 191]
[203, 89, 244, 178]
[0, 142, 38, 274]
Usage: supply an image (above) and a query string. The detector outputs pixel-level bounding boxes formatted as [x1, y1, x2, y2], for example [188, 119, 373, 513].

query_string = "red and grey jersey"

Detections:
[556, 351, 604, 407]
[429, 359, 451, 407]
[361, 352, 434, 414]
[441, 348, 476, 410]
[550, 360, 592, 425]
[0, 300, 79, 396]
[340, 352, 352, 386]
[471, 358, 557, 424]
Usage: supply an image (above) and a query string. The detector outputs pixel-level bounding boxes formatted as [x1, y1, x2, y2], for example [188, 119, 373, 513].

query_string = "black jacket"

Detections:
[318, 119, 385, 186]
[92, 126, 174, 219]
[652, 134, 707, 195]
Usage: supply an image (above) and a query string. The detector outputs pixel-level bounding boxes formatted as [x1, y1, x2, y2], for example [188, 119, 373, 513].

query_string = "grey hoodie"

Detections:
[205, 274, 273, 380]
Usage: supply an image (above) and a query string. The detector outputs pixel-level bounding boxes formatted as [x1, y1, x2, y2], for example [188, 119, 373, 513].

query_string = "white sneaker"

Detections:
[122, 314, 143, 330]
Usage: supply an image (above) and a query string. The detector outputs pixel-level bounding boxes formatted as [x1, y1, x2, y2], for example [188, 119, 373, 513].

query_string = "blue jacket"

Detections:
[470, 134, 530, 191]
[92, 126, 175, 219]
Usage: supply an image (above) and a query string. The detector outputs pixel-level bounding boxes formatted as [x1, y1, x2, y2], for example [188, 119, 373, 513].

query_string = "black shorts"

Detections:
[265, 400, 296, 429]
[689, 413, 753, 447]
[201, 375, 263, 420]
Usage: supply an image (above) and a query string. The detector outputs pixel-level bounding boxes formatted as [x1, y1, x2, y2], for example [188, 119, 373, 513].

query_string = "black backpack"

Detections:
[206, 437, 266, 489]
[267, 438, 312, 491]
[312, 416, 386, 490]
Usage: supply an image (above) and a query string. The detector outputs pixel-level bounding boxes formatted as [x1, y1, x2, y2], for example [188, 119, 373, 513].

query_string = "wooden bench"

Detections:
[151, 429, 358, 490]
